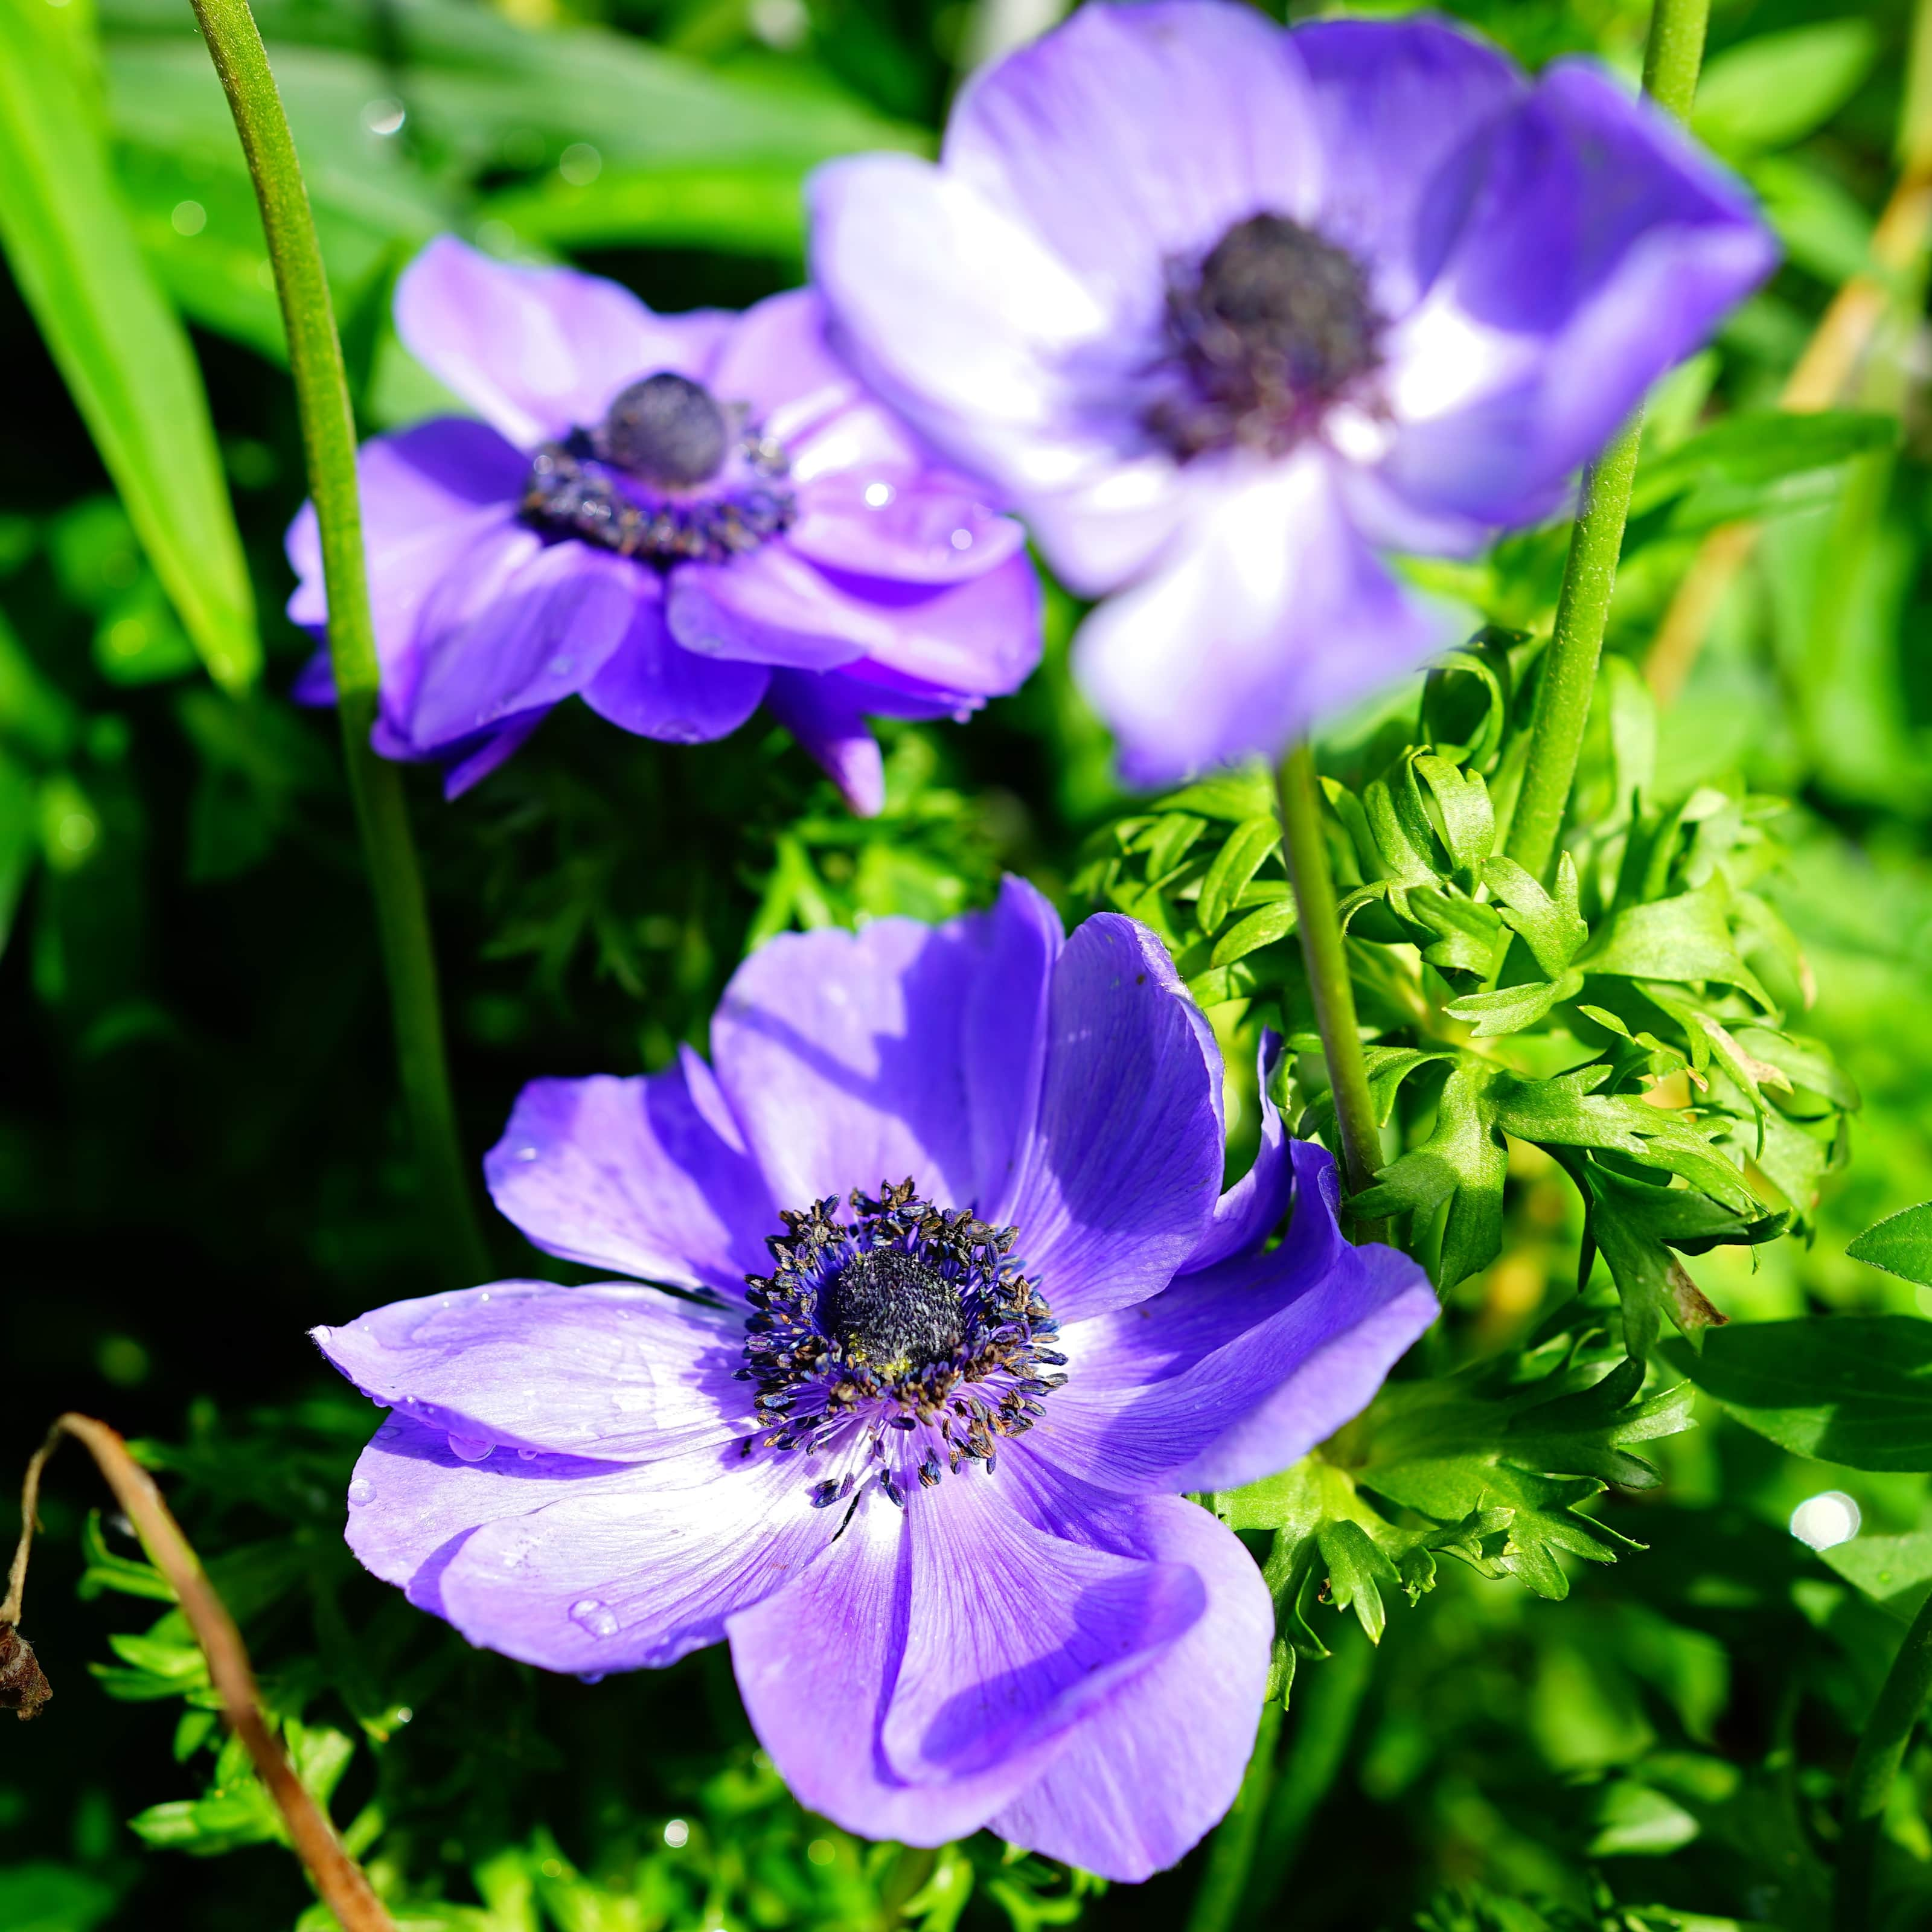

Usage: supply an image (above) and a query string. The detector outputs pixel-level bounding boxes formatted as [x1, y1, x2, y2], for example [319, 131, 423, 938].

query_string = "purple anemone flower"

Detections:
[286, 237, 1043, 814]
[311, 878, 1436, 1878]
[810, 3, 1777, 786]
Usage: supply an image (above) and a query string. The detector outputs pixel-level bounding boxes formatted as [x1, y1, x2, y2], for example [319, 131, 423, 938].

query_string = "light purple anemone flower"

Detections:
[810, 2, 1778, 786]
[286, 238, 1043, 814]
[310, 878, 1436, 1878]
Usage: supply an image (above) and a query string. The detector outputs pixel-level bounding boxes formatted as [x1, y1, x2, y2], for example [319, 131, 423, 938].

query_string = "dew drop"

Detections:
[949, 528, 973, 551]
[578, 1672, 606, 1685]
[347, 1477, 376, 1506]
[569, 1597, 621, 1638]
[447, 1433, 495, 1462]
[516, 1447, 540, 1462]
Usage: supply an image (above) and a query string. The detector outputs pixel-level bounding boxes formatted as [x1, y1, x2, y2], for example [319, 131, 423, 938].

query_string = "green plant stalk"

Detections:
[1503, 0, 1711, 883]
[182, 0, 488, 1284]
[1276, 746, 1384, 1218]
[1183, 1698, 1285, 1932]
[1834, 1586, 1932, 1931]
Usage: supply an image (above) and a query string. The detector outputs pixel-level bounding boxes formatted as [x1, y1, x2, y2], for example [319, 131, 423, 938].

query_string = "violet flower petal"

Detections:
[485, 1062, 775, 1296]
[1007, 913, 1224, 1322]
[988, 1471, 1272, 1881]
[710, 880, 1061, 1211]
[763, 668, 889, 816]
[1183, 1030, 1291, 1274]
[1296, 15, 1526, 317]
[1378, 62, 1777, 529]
[342, 1412, 645, 1618]
[438, 1439, 845, 1673]
[881, 1463, 1204, 1785]
[405, 533, 639, 752]
[311, 1281, 748, 1462]
[729, 1494, 1057, 1844]
[788, 471, 1026, 586]
[1072, 453, 1457, 788]
[943, 0, 1321, 310]
[394, 235, 733, 449]
[581, 593, 770, 744]
[441, 708, 552, 799]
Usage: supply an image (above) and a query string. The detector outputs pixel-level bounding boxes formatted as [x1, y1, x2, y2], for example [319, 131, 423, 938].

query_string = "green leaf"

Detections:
[1445, 968, 1584, 1040]
[1846, 1201, 1932, 1288]
[1821, 1531, 1932, 1625]
[1483, 853, 1588, 977]
[1630, 411, 1898, 521]
[1693, 22, 1878, 156]
[1209, 897, 1296, 969]
[1195, 814, 1280, 935]
[0, 0, 258, 691]
[1414, 754, 1494, 875]
[1683, 1316, 1932, 1470]
[0, 1865, 119, 1932]
[481, 160, 811, 260]
[1156, 764, 1274, 822]
[1582, 878, 1771, 1005]
[1351, 1055, 1508, 1288]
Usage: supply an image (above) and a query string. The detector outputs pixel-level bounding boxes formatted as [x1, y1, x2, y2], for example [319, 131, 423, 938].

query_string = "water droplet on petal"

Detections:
[863, 481, 894, 508]
[347, 1477, 376, 1506]
[949, 528, 973, 551]
[516, 1447, 540, 1461]
[448, 1433, 495, 1462]
[569, 1597, 621, 1638]
[549, 654, 575, 677]
[478, 1291, 491, 1303]
[577, 1672, 606, 1685]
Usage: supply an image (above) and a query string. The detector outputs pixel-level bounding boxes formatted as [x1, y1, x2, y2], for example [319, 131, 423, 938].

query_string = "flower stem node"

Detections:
[741, 1181, 1059, 1508]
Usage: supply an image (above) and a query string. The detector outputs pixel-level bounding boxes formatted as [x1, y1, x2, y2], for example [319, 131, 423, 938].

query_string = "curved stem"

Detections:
[1276, 746, 1384, 1223]
[1834, 1587, 1932, 1931]
[184, 0, 488, 1284]
[4, 1416, 396, 1931]
[1504, 0, 1711, 883]
[1185, 1698, 1284, 1932]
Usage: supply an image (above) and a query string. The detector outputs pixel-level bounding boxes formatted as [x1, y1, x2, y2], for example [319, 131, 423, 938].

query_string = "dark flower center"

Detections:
[822, 1248, 964, 1374]
[1147, 212, 1384, 462]
[519, 369, 795, 568]
[596, 372, 729, 488]
[737, 1179, 1064, 1510]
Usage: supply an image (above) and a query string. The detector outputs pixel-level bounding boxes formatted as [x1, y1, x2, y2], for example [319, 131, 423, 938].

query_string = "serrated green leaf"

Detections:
[1484, 853, 1588, 976]
[1414, 754, 1494, 874]
[1846, 1201, 1932, 1288]
[1445, 967, 1584, 1040]
[1315, 1519, 1401, 1644]
[1683, 1317, 1932, 1470]
[1156, 766, 1274, 822]
[1584, 878, 1771, 1006]
[1352, 1056, 1508, 1288]
[1195, 814, 1280, 934]
[1407, 886, 1506, 977]
[0, 0, 258, 691]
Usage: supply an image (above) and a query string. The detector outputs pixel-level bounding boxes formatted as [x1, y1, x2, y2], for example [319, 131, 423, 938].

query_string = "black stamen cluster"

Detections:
[520, 371, 794, 567]
[1148, 211, 1385, 461]
[735, 1179, 1066, 1508]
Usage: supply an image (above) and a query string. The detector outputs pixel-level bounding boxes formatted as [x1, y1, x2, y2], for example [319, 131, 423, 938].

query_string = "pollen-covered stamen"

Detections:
[1147, 211, 1385, 462]
[520, 369, 795, 567]
[736, 1179, 1063, 1508]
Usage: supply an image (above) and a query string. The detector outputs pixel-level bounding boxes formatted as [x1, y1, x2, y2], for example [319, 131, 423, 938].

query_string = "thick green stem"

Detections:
[184, 0, 488, 1284]
[1276, 747, 1383, 1217]
[1504, 0, 1710, 883]
[1834, 1587, 1932, 1931]
[1184, 1699, 1284, 1932]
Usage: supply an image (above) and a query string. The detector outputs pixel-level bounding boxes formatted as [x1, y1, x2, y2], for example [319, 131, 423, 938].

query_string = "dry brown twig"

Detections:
[2, 1413, 396, 1932]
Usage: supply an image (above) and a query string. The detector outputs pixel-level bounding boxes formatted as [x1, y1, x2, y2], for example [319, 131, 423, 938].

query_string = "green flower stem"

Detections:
[1276, 746, 1384, 1223]
[1503, 0, 1711, 884]
[184, 0, 488, 1284]
[1834, 1586, 1932, 1931]
[1183, 1697, 1285, 1932]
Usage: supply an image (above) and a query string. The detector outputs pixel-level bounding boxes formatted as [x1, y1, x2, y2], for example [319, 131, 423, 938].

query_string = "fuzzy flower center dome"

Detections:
[1149, 212, 1385, 461]
[520, 368, 795, 567]
[738, 1179, 1064, 1511]
[597, 372, 731, 487]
